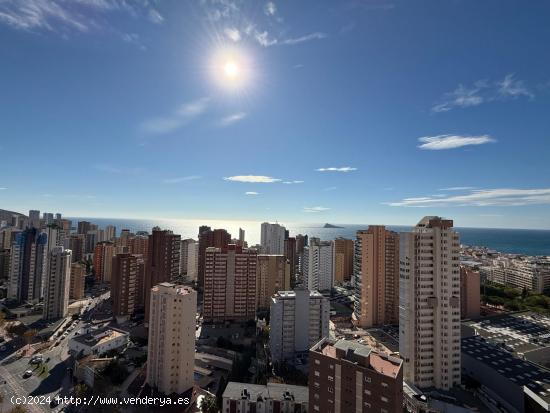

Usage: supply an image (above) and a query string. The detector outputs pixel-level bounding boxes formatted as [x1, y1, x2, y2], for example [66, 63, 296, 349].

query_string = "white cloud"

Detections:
[303, 206, 331, 213]
[418, 134, 496, 150]
[224, 27, 241, 42]
[432, 82, 485, 113]
[280, 32, 327, 45]
[498, 74, 534, 99]
[220, 112, 247, 126]
[282, 180, 304, 184]
[0, 0, 163, 34]
[316, 167, 357, 172]
[163, 176, 201, 184]
[264, 2, 276, 16]
[140, 97, 209, 135]
[245, 191, 259, 195]
[439, 186, 476, 191]
[224, 175, 281, 183]
[387, 188, 550, 207]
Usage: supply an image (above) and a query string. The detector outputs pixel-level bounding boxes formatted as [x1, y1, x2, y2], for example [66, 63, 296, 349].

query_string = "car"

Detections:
[23, 370, 32, 378]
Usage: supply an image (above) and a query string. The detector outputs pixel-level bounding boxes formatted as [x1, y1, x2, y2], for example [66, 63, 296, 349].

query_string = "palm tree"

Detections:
[200, 395, 218, 413]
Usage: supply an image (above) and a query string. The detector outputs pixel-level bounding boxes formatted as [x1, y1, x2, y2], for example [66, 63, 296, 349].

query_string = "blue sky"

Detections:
[1, 0, 550, 229]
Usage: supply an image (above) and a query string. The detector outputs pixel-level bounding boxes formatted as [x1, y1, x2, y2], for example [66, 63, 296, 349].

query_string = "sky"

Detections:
[1, 0, 550, 229]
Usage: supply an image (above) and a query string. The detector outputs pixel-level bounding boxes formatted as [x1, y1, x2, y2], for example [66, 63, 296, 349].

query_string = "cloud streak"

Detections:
[163, 176, 201, 184]
[387, 188, 550, 207]
[316, 167, 357, 172]
[303, 206, 331, 213]
[224, 175, 281, 183]
[140, 97, 210, 135]
[418, 134, 496, 150]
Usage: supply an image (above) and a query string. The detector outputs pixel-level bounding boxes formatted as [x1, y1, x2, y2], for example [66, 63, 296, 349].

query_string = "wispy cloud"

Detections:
[387, 188, 550, 207]
[220, 112, 247, 126]
[224, 175, 281, 183]
[163, 176, 201, 184]
[282, 180, 304, 185]
[140, 97, 210, 135]
[224, 27, 241, 42]
[432, 82, 486, 113]
[303, 206, 331, 213]
[439, 186, 476, 191]
[418, 134, 496, 150]
[433, 74, 534, 113]
[498, 74, 534, 100]
[245, 191, 259, 195]
[316, 167, 357, 172]
[264, 2, 276, 16]
[0, 0, 163, 35]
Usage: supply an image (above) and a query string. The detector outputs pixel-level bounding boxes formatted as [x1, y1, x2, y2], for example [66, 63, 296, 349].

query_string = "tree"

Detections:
[200, 395, 218, 413]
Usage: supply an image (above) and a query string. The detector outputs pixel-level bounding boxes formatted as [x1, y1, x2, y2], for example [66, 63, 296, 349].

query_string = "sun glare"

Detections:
[209, 46, 253, 93]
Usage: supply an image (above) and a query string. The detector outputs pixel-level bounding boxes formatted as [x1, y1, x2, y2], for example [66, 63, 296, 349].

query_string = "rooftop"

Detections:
[462, 335, 550, 404]
[223, 382, 308, 403]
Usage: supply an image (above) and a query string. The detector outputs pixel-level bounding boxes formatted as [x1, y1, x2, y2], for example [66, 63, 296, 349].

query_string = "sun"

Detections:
[209, 46, 253, 93]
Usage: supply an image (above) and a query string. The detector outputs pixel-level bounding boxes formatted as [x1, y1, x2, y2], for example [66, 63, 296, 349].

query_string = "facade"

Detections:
[222, 382, 308, 413]
[460, 266, 480, 319]
[353, 226, 399, 328]
[332, 237, 354, 284]
[187, 241, 198, 281]
[260, 222, 286, 255]
[399, 216, 461, 390]
[203, 244, 257, 323]
[65, 234, 85, 263]
[93, 241, 116, 282]
[256, 255, 290, 311]
[198, 226, 231, 288]
[69, 326, 129, 356]
[8, 227, 48, 303]
[309, 338, 403, 413]
[147, 283, 196, 395]
[304, 239, 333, 292]
[269, 289, 329, 363]
[43, 246, 72, 320]
[144, 228, 181, 322]
[69, 262, 86, 300]
[111, 253, 145, 321]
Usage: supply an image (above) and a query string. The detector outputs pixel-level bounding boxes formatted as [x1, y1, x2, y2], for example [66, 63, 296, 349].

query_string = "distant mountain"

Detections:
[323, 223, 344, 229]
[0, 208, 26, 222]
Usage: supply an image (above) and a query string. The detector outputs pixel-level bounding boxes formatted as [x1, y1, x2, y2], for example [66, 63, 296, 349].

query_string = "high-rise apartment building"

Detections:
[399, 216, 461, 390]
[198, 226, 231, 287]
[147, 283, 196, 395]
[353, 226, 399, 328]
[93, 241, 116, 282]
[69, 262, 86, 300]
[43, 246, 72, 320]
[112, 253, 145, 322]
[460, 266, 480, 319]
[256, 255, 290, 311]
[309, 338, 403, 413]
[260, 222, 286, 255]
[179, 238, 195, 275]
[203, 244, 257, 323]
[332, 237, 354, 284]
[65, 234, 85, 263]
[284, 237, 297, 285]
[8, 228, 48, 303]
[304, 239, 333, 292]
[144, 228, 181, 322]
[269, 289, 329, 363]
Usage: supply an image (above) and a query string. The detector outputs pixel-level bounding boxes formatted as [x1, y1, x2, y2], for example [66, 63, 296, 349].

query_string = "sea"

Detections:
[68, 217, 550, 257]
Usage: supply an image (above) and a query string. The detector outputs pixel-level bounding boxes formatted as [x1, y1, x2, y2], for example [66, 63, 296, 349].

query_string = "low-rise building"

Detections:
[69, 326, 129, 357]
[222, 382, 308, 413]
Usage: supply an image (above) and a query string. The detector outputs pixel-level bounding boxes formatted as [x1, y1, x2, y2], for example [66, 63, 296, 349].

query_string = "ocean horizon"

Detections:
[68, 217, 550, 257]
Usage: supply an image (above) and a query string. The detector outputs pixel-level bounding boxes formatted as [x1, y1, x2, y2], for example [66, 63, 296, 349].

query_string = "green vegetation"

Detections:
[482, 283, 550, 315]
